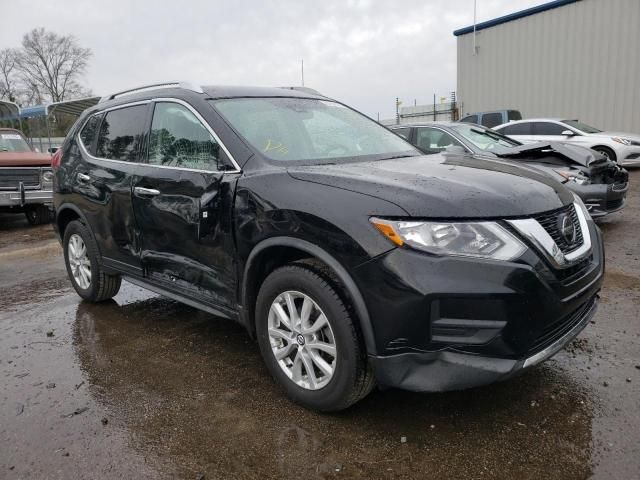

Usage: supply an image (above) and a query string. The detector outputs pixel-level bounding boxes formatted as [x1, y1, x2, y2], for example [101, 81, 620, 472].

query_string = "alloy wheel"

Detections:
[267, 291, 337, 390]
[68, 234, 91, 289]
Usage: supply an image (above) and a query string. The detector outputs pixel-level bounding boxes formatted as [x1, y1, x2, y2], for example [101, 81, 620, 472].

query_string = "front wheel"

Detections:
[592, 146, 617, 163]
[256, 264, 374, 411]
[63, 220, 121, 302]
[24, 205, 52, 225]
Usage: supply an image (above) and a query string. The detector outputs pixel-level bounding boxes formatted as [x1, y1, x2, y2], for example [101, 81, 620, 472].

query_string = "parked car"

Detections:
[459, 109, 522, 128]
[0, 128, 54, 225]
[494, 118, 640, 166]
[53, 83, 603, 411]
[390, 122, 629, 218]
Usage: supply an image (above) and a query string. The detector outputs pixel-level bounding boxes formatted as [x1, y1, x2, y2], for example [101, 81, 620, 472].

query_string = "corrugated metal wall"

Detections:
[457, 0, 640, 133]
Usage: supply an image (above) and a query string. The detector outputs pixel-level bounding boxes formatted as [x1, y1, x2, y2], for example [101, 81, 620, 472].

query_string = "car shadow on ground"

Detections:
[72, 294, 595, 480]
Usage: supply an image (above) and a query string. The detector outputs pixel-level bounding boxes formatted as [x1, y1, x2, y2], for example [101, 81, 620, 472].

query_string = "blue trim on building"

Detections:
[453, 0, 580, 36]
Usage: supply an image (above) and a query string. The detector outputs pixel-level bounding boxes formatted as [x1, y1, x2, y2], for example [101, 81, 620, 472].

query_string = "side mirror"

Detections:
[561, 130, 575, 136]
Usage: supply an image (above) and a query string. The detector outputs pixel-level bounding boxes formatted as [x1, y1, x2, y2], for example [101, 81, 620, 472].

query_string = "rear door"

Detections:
[132, 99, 239, 311]
[74, 103, 148, 275]
[531, 121, 573, 143]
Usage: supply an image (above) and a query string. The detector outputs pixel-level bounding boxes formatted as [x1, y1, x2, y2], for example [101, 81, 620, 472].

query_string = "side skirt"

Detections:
[122, 275, 238, 321]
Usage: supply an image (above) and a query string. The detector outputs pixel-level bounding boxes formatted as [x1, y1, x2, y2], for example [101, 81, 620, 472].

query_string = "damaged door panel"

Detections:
[131, 100, 238, 310]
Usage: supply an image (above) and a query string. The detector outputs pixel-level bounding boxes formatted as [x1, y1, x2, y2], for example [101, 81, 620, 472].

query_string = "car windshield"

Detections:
[0, 132, 32, 153]
[450, 124, 520, 154]
[562, 120, 602, 133]
[211, 97, 418, 163]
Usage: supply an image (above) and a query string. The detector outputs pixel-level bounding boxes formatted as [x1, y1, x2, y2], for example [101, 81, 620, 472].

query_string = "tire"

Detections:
[24, 205, 53, 225]
[255, 264, 374, 411]
[592, 146, 617, 163]
[63, 220, 121, 302]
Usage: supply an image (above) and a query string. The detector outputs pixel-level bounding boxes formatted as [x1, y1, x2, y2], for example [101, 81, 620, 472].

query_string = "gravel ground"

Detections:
[1, 172, 638, 479]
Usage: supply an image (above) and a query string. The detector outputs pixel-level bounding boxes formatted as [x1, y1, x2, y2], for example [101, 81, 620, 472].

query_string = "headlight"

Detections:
[612, 137, 632, 146]
[42, 169, 54, 182]
[554, 169, 590, 185]
[370, 218, 526, 261]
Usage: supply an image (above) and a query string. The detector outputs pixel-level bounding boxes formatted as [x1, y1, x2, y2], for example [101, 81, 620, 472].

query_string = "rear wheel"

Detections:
[592, 146, 617, 163]
[63, 220, 121, 302]
[24, 205, 52, 225]
[256, 264, 374, 411]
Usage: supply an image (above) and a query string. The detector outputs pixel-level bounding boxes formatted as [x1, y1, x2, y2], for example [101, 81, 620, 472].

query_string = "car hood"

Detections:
[587, 131, 640, 142]
[287, 153, 574, 218]
[495, 141, 606, 168]
[0, 151, 51, 167]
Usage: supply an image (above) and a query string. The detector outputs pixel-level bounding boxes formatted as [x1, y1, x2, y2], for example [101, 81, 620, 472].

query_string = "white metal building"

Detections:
[455, 0, 640, 133]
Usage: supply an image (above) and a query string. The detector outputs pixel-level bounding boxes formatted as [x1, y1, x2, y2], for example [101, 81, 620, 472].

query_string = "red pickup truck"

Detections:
[0, 128, 53, 225]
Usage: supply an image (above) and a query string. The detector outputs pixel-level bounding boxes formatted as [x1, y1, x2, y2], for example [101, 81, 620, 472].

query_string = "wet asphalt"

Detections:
[1, 172, 639, 480]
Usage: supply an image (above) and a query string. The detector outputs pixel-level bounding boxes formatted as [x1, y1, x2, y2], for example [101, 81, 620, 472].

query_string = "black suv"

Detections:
[53, 83, 604, 411]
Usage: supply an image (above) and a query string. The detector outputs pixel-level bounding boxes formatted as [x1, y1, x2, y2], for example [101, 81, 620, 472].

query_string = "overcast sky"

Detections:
[1, 0, 543, 118]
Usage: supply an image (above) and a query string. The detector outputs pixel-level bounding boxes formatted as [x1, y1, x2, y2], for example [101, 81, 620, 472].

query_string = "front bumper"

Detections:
[0, 188, 53, 207]
[353, 220, 604, 392]
[616, 145, 640, 166]
[372, 297, 597, 391]
[568, 182, 627, 218]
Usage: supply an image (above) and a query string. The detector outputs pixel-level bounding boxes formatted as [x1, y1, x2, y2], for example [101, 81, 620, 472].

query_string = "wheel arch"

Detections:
[56, 203, 91, 240]
[591, 145, 617, 161]
[241, 236, 377, 355]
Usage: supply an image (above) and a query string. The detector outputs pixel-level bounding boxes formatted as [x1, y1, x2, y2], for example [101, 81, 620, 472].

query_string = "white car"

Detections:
[493, 118, 640, 166]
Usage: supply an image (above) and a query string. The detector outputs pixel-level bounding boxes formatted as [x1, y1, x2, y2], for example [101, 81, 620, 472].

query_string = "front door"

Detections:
[132, 100, 238, 310]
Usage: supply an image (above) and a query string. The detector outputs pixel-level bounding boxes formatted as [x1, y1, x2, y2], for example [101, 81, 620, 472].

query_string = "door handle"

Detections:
[134, 186, 161, 197]
[77, 172, 91, 183]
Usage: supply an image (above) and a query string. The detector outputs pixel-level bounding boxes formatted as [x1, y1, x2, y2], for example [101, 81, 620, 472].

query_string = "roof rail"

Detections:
[99, 81, 204, 103]
[278, 86, 324, 96]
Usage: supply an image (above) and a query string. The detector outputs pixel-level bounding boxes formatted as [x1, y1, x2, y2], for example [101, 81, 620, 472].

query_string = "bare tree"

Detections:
[0, 48, 20, 102]
[16, 28, 92, 103]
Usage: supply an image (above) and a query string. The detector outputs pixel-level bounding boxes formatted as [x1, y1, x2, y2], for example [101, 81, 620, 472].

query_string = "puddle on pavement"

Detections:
[67, 283, 596, 480]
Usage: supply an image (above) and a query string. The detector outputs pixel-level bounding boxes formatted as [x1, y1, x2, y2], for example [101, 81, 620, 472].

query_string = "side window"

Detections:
[415, 128, 462, 154]
[499, 122, 532, 135]
[148, 102, 221, 171]
[508, 110, 522, 121]
[533, 122, 567, 135]
[79, 114, 102, 154]
[96, 105, 147, 161]
[481, 113, 503, 128]
[392, 127, 411, 139]
[460, 115, 478, 124]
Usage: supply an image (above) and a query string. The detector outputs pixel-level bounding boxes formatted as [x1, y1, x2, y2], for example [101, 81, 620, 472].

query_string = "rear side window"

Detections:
[79, 114, 101, 154]
[532, 122, 566, 135]
[481, 113, 503, 128]
[498, 122, 532, 135]
[96, 105, 147, 161]
[460, 115, 478, 124]
[147, 102, 222, 171]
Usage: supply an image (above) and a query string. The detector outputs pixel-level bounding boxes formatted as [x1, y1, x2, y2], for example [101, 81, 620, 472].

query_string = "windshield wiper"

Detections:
[381, 154, 417, 160]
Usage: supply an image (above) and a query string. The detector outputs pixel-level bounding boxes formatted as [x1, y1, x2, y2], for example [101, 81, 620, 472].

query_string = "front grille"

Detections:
[527, 296, 596, 355]
[606, 198, 624, 210]
[532, 204, 583, 255]
[0, 169, 41, 190]
[555, 256, 592, 282]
